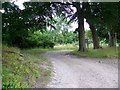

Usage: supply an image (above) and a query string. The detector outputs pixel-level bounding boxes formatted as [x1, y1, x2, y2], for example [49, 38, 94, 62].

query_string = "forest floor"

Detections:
[42, 50, 118, 88]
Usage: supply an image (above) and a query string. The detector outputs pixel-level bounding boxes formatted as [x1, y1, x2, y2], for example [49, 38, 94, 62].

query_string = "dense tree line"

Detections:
[2, 1, 119, 51]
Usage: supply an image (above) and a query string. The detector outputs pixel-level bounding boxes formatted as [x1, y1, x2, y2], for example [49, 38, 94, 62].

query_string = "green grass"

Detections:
[2, 45, 52, 88]
[72, 47, 118, 58]
[53, 44, 78, 50]
[3, 44, 118, 88]
[35, 44, 118, 59]
[23, 44, 77, 52]
[22, 48, 52, 87]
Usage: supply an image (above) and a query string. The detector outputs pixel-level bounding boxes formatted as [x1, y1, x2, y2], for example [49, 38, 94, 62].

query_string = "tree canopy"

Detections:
[1, 1, 119, 51]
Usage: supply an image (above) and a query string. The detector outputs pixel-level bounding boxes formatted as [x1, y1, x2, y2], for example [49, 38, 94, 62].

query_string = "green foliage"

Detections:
[2, 45, 36, 88]
[2, 45, 52, 88]
[2, 2, 52, 31]
[85, 30, 92, 40]
[2, 68, 29, 88]
[94, 2, 118, 44]
[52, 31, 77, 44]
[2, 2, 54, 48]
[26, 30, 55, 48]
[2, 2, 119, 50]
[48, 16, 78, 45]
[3, 29, 55, 48]
[6, 15, 77, 49]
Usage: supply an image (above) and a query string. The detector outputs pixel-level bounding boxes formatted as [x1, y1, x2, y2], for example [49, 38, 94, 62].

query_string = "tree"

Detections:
[94, 2, 118, 47]
[48, 15, 77, 44]
[74, 2, 87, 51]
[84, 2, 100, 49]
[3, 1, 119, 49]
[55, 2, 87, 51]
[84, 2, 118, 48]
[100, 2, 118, 47]
[2, 2, 54, 48]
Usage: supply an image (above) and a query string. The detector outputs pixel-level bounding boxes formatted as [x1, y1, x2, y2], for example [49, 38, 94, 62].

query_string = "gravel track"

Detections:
[43, 50, 118, 88]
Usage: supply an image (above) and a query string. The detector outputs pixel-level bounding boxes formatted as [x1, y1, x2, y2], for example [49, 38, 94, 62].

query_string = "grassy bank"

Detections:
[72, 47, 118, 58]
[2, 45, 52, 88]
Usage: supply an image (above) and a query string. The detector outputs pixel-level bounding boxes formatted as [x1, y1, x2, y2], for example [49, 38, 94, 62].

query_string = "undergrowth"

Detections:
[2, 45, 52, 88]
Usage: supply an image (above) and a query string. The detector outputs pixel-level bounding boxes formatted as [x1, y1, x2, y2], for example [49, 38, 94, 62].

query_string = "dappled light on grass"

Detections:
[54, 44, 78, 50]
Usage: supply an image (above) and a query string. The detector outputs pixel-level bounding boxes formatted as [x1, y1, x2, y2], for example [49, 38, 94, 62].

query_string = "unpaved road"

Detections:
[43, 50, 118, 88]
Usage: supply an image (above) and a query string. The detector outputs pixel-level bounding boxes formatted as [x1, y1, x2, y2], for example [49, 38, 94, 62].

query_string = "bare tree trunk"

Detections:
[87, 19, 100, 49]
[76, 2, 87, 52]
[78, 17, 86, 51]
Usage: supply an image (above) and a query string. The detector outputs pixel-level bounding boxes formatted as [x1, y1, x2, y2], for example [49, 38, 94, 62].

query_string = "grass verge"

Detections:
[53, 44, 78, 50]
[2, 45, 52, 88]
[22, 48, 52, 88]
[72, 47, 118, 58]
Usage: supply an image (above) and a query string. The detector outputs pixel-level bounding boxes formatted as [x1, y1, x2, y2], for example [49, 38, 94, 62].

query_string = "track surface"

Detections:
[43, 50, 118, 88]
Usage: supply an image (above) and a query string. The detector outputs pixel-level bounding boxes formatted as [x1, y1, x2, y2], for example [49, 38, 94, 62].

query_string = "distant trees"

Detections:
[48, 15, 77, 44]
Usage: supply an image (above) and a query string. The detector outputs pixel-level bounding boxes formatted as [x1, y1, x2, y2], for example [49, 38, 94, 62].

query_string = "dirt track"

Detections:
[43, 50, 118, 88]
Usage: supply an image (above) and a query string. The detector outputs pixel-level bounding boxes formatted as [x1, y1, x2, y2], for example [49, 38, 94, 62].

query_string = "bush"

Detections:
[3, 30, 55, 49]
[24, 31, 55, 48]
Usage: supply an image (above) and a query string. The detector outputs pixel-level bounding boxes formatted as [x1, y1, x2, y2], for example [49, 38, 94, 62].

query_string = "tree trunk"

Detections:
[76, 3, 87, 52]
[108, 30, 115, 47]
[78, 17, 86, 51]
[84, 2, 100, 49]
[86, 19, 100, 49]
